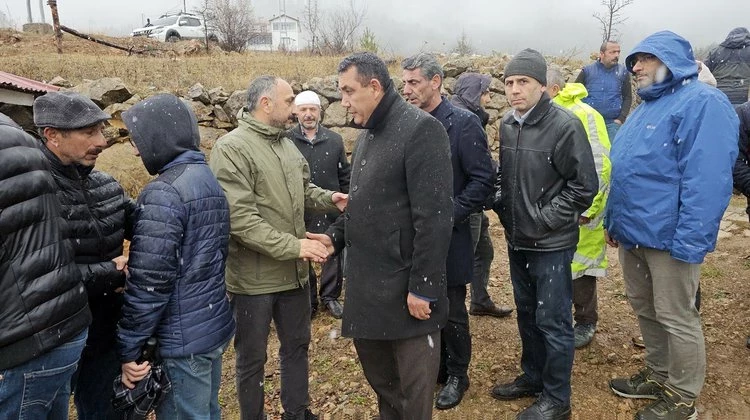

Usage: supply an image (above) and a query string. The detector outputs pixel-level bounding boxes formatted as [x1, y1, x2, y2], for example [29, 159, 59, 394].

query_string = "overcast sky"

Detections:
[4, 0, 749, 56]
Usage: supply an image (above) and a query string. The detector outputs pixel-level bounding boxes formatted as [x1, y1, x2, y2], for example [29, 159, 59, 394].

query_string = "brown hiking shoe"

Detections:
[609, 367, 662, 400]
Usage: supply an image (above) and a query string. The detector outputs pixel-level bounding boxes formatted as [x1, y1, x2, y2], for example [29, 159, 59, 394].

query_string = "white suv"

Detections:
[131, 13, 215, 42]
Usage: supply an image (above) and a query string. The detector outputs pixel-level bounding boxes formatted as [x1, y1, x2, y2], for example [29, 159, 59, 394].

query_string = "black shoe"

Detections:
[516, 394, 571, 420]
[281, 409, 318, 420]
[609, 367, 662, 400]
[634, 383, 697, 420]
[325, 300, 343, 319]
[490, 374, 542, 401]
[573, 323, 596, 349]
[435, 375, 469, 410]
[470, 303, 514, 318]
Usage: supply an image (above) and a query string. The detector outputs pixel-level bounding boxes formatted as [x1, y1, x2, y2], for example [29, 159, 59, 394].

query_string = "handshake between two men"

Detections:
[299, 191, 347, 263]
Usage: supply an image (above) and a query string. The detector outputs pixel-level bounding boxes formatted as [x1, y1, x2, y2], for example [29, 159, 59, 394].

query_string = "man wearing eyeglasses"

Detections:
[605, 31, 739, 420]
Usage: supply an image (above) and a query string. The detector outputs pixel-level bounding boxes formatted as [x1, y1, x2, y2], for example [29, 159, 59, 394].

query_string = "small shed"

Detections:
[0, 71, 60, 106]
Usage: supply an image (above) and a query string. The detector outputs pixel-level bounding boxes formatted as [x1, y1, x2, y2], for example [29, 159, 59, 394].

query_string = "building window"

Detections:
[272, 21, 297, 32]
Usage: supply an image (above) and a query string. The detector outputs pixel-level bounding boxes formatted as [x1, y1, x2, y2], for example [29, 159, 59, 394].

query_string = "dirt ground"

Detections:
[226, 197, 750, 420]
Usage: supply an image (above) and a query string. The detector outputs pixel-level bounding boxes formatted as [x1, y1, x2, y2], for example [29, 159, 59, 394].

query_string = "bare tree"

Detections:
[193, 0, 214, 52]
[318, 0, 366, 55]
[452, 30, 475, 56]
[593, 0, 634, 43]
[204, 0, 262, 52]
[301, 0, 322, 53]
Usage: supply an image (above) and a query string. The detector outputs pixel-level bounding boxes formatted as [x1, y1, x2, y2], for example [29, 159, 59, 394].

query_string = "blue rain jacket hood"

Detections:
[625, 30, 699, 102]
[123, 94, 201, 175]
[606, 31, 739, 264]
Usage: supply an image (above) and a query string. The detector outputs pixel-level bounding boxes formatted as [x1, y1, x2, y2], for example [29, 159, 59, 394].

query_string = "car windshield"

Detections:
[152, 16, 178, 26]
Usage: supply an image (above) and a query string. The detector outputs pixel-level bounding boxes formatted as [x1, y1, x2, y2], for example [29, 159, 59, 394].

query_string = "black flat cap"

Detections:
[33, 91, 110, 129]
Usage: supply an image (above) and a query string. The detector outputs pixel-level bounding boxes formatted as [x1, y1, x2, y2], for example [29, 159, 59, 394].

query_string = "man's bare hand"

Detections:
[614, 119, 623, 125]
[578, 216, 591, 225]
[120, 361, 151, 389]
[305, 232, 334, 256]
[332, 192, 348, 212]
[604, 229, 619, 248]
[113, 255, 129, 276]
[299, 238, 329, 263]
[407, 293, 432, 320]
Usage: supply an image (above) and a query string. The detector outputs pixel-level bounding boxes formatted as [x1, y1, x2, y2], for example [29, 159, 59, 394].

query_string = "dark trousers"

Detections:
[309, 255, 343, 308]
[231, 285, 312, 420]
[508, 246, 575, 405]
[469, 212, 495, 307]
[573, 275, 598, 325]
[440, 285, 471, 378]
[72, 345, 120, 420]
[354, 333, 441, 420]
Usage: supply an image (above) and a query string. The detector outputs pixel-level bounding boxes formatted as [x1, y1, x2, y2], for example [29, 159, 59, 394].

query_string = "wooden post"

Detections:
[47, 0, 62, 54]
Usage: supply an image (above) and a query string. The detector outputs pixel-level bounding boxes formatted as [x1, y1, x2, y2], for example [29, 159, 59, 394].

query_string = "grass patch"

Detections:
[701, 264, 723, 279]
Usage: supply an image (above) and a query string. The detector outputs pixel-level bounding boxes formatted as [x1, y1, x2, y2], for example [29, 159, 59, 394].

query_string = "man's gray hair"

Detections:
[546, 68, 567, 90]
[401, 53, 444, 85]
[246, 75, 278, 113]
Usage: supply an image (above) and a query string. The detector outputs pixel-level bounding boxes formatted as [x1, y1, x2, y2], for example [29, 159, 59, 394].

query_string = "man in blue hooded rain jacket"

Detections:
[605, 31, 738, 420]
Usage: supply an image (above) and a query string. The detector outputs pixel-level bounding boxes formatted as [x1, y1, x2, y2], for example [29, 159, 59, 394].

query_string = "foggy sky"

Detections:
[4, 0, 749, 56]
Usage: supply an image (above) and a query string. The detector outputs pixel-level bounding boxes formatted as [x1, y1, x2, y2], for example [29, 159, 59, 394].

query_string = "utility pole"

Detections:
[26, 0, 32, 23]
[38, 0, 45, 23]
[183, 0, 187, 13]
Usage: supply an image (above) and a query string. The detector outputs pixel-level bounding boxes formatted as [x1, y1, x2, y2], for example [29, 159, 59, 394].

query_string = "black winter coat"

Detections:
[0, 114, 91, 370]
[494, 94, 598, 251]
[327, 85, 454, 340]
[733, 101, 750, 217]
[290, 124, 351, 233]
[706, 28, 750, 105]
[41, 145, 135, 354]
[431, 99, 494, 287]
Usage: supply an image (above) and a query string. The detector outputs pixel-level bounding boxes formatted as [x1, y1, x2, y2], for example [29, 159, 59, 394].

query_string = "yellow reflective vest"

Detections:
[553, 83, 611, 279]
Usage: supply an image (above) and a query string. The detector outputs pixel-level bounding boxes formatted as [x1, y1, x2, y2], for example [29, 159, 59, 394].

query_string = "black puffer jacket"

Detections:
[41, 145, 135, 354]
[0, 113, 91, 370]
[493, 93, 598, 251]
[706, 27, 750, 105]
[733, 101, 750, 217]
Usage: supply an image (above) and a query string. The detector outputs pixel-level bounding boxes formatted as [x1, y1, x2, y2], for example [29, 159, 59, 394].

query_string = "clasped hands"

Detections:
[298, 192, 347, 263]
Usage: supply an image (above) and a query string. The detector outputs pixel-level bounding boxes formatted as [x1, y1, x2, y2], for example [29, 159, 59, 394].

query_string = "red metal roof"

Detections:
[0, 71, 60, 95]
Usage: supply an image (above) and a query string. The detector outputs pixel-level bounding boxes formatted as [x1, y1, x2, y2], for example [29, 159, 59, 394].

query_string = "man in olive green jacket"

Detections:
[209, 75, 346, 420]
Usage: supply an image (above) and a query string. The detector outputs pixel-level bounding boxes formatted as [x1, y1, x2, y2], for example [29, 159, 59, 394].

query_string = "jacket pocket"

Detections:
[387, 228, 403, 263]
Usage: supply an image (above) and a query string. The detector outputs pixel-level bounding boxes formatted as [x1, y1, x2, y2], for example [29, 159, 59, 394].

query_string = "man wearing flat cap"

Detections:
[34, 91, 136, 420]
[489, 49, 598, 419]
[290, 90, 351, 319]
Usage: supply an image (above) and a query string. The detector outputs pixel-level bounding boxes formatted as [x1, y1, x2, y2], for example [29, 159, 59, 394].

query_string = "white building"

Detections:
[269, 14, 300, 52]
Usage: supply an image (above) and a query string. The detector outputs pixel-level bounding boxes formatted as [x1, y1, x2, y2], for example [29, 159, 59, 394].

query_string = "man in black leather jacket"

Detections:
[34, 92, 136, 420]
[0, 112, 91, 419]
[489, 49, 598, 420]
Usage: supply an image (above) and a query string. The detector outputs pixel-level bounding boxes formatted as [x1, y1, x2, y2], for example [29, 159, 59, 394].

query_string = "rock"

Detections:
[22, 23, 53, 35]
[174, 40, 203, 56]
[489, 77, 505, 94]
[443, 77, 456, 94]
[183, 100, 214, 122]
[330, 127, 360, 154]
[485, 93, 508, 111]
[303, 75, 341, 101]
[69, 77, 133, 108]
[104, 103, 132, 121]
[123, 94, 143, 105]
[213, 105, 231, 123]
[198, 126, 229, 152]
[48, 76, 72, 88]
[606, 352, 618, 363]
[223, 90, 247, 124]
[322, 101, 348, 127]
[187, 83, 211, 105]
[208, 87, 229, 105]
[717, 230, 732, 239]
[213, 120, 234, 130]
[0, 104, 34, 133]
[443, 58, 474, 78]
[318, 96, 330, 111]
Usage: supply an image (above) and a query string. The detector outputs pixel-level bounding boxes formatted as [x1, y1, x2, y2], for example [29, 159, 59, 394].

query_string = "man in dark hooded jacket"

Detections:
[34, 91, 135, 420]
[606, 31, 738, 420]
[118, 94, 235, 419]
[0, 112, 91, 419]
[706, 27, 750, 105]
[451, 72, 514, 319]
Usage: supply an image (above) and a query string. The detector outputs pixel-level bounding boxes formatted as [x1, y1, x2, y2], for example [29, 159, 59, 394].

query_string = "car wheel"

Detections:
[208, 34, 218, 42]
[167, 33, 181, 42]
